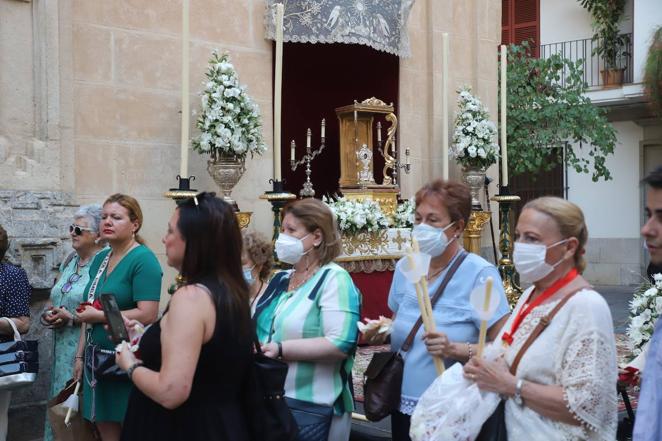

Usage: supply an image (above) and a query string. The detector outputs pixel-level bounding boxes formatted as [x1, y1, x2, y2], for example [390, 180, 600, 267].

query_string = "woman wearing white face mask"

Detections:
[464, 196, 617, 440]
[253, 198, 361, 441]
[241, 231, 273, 315]
[387, 179, 510, 441]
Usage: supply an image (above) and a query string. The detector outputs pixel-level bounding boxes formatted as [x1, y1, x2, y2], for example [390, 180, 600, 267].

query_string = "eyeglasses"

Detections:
[69, 224, 94, 236]
[61, 272, 82, 294]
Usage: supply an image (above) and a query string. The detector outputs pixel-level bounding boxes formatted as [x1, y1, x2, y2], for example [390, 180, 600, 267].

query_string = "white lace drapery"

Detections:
[497, 287, 618, 441]
[264, 0, 416, 57]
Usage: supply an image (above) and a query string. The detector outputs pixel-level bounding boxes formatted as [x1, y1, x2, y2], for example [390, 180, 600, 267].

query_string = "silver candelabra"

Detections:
[290, 119, 326, 197]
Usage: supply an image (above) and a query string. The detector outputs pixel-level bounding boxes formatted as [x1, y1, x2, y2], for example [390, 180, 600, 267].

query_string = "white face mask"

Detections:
[412, 222, 456, 257]
[513, 239, 569, 283]
[275, 233, 310, 265]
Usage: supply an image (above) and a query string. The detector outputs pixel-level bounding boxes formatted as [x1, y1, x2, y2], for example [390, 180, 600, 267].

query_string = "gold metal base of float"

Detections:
[236, 211, 252, 230]
[463, 210, 491, 255]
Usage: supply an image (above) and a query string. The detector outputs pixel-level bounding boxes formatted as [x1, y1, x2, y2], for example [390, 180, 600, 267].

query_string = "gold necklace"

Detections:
[289, 264, 320, 291]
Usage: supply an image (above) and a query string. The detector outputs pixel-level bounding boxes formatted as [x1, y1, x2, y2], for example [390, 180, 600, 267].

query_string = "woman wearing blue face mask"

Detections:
[241, 232, 273, 315]
[387, 179, 511, 441]
[253, 198, 361, 441]
[463, 196, 617, 441]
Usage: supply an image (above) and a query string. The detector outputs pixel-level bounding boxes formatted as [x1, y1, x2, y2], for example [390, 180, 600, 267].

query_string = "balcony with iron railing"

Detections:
[539, 33, 633, 90]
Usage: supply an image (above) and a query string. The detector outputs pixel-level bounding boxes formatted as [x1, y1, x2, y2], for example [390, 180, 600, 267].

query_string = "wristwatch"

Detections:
[513, 379, 524, 405]
[277, 342, 283, 360]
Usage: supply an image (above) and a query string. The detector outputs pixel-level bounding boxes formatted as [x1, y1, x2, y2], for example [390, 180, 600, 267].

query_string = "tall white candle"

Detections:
[321, 119, 326, 138]
[306, 128, 311, 148]
[441, 33, 449, 180]
[290, 140, 295, 162]
[273, 3, 284, 182]
[180, 0, 190, 178]
[500, 44, 509, 187]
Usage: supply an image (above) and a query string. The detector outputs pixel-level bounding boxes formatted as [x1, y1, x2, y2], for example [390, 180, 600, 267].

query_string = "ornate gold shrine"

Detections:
[335, 97, 400, 219]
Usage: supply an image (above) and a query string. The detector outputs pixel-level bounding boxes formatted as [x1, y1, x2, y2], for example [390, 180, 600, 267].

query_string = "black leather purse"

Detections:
[84, 344, 127, 382]
[285, 397, 333, 441]
[250, 338, 299, 441]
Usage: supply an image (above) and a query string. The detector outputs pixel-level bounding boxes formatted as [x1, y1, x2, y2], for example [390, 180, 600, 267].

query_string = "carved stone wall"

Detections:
[0, 191, 78, 289]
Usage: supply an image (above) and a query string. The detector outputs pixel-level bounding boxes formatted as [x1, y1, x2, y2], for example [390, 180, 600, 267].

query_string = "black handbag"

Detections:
[285, 397, 333, 441]
[84, 343, 127, 382]
[476, 400, 507, 441]
[0, 318, 39, 391]
[362, 251, 468, 422]
[250, 338, 299, 441]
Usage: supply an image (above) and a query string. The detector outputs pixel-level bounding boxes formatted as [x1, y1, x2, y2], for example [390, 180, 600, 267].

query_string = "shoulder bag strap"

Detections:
[87, 253, 111, 303]
[509, 283, 590, 375]
[400, 251, 469, 353]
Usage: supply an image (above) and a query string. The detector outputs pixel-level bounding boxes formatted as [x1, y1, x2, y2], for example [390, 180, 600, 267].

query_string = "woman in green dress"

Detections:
[41, 204, 104, 441]
[75, 194, 162, 441]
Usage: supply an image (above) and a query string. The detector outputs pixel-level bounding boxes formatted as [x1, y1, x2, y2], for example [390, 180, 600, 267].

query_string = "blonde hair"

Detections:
[103, 194, 145, 245]
[282, 198, 342, 265]
[523, 197, 588, 272]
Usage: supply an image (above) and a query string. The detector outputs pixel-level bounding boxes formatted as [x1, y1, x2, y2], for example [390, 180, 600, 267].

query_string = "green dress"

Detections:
[81, 245, 162, 423]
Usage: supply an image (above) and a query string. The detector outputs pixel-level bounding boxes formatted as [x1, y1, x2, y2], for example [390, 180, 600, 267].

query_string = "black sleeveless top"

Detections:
[121, 278, 254, 441]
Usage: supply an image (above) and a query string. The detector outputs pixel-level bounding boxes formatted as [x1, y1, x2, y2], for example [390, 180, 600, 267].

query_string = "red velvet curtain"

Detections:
[278, 43, 400, 197]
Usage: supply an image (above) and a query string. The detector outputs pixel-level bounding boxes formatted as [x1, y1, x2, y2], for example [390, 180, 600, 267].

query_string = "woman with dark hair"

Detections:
[0, 223, 32, 441]
[254, 197, 361, 441]
[117, 192, 254, 441]
[75, 194, 162, 441]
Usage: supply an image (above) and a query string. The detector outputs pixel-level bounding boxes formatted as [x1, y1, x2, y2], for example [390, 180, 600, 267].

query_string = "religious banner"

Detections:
[264, 0, 416, 57]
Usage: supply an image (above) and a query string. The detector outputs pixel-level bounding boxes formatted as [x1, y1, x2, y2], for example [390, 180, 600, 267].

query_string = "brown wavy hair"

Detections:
[103, 193, 145, 245]
[414, 179, 472, 227]
[242, 232, 273, 282]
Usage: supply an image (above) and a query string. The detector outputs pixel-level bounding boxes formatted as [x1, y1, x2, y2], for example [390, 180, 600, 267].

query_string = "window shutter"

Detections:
[502, 0, 539, 56]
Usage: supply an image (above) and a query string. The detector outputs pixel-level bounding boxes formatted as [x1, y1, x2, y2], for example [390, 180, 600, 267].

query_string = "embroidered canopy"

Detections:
[264, 0, 416, 57]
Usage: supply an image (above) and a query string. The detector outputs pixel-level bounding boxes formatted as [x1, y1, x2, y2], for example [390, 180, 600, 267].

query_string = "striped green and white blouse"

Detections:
[255, 262, 361, 415]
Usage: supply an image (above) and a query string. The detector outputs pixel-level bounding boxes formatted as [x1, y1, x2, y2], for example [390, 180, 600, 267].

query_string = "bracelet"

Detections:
[127, 362, 144, 381]
[467, 342, 473, 360]
[74, 355, 83, 360]
[277, 342, 283, 360]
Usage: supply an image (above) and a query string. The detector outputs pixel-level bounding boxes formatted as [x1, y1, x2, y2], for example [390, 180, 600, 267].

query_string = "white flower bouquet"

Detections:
[323, 196, 390, 235]
[626, 273, 662, 356]
[192, 51, 267, 161]
[450, 87, 499, 169]
[393, 199, 414, 229]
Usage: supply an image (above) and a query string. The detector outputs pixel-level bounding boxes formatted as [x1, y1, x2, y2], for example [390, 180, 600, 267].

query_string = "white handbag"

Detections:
[0, 317, 38, 391]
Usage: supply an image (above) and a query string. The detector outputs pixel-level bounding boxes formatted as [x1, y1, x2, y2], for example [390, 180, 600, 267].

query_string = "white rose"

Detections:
[645, 287, 658, 297]
[477, 148, 486, 158]
[467, 146, 477, 158]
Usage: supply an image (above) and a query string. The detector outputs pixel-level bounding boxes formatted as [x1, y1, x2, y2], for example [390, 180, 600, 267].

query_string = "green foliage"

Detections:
[505, 43, 616, 181]
[578, 0, 629, 69]
[644, 26, 662, 116]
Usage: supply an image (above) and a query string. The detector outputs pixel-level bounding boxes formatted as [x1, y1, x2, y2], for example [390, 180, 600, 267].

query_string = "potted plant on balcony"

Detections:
[192, 51, 267, 208]
[579, 0, 629, 87]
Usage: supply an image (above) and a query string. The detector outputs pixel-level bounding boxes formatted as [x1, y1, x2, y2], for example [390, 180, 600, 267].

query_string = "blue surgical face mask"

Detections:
[412, 222, 456, 257]
[243, 265, 255, 285]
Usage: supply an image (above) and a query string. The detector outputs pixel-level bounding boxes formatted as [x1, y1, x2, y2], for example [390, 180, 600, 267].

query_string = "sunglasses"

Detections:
[69, 224, 94, 236]
[61, 272, 82, 294]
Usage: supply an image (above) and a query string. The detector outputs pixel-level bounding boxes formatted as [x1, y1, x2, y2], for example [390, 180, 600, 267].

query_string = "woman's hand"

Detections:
[463, 356, 517, 396]
[116, 341, 140, 372]
[76, 305, 105, 324]
[260, 342, 279, 359]
[423, 331, 454, 358]
[47, 307, 74, 328]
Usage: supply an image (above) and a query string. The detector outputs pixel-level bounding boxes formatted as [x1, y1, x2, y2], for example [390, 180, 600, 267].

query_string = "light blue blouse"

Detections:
[633, 317, 662, 441]
[388, 250, 510, 415]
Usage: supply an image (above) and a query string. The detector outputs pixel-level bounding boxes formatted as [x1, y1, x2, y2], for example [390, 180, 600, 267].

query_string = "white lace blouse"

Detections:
[497, 287, 618, 441]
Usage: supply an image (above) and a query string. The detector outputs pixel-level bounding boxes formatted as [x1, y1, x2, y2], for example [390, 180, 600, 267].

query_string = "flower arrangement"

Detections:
[323, 196, 390, 235]
[626, 273, 662, 356]
[393, 199, 414, 229]
[191, 51, 267, 160]
[450, 87, 499, 169]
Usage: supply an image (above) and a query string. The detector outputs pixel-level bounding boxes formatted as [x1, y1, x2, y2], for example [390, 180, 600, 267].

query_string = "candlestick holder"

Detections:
[259, 179, 296, 263]
[491, 186, 522, 306]
[290, 121, 326, 197]
[392, 147, 411, 186]
[164, 175, 198, 204]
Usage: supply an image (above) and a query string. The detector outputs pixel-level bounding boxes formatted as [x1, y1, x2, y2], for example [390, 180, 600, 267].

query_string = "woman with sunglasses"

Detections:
[41, 204, 105, 441]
